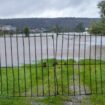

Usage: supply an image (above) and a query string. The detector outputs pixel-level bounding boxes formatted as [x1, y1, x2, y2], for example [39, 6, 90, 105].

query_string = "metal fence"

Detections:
[0, 33, 105, 97]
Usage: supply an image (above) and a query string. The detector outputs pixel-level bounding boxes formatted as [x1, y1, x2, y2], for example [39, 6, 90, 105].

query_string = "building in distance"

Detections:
[0, 25, 16, 32]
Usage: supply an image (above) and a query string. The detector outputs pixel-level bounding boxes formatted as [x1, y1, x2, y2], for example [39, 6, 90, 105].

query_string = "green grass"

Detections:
[79, 59, 105, 105]
[0, 59, 75, 105]
[0, 97, 31, 105]
[0, 59, 105, 105]
[0, 96, 70, 105]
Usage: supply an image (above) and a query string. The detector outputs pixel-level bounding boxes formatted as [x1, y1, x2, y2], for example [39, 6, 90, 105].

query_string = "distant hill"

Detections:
[0, 18, 100, 32]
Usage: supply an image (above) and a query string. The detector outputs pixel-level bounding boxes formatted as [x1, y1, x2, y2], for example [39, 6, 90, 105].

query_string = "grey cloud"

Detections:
[0, 0, 100, 18]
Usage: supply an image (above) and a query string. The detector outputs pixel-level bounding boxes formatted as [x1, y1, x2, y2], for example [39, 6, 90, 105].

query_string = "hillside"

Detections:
[0, 18, 100, 31]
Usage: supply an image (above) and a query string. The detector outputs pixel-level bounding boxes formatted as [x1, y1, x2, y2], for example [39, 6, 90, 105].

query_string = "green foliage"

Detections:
[89, 0, 105, 34]
[89, 20, 105, 34]
[52, 24, 62, 33]
[89, 21, 105, 34]
[74, 22, 85, 32]
[98, 0, 105, 18]
[0, 31, 3, 36]
[23, 27, 29, 37]
[16, 28, 19, 34]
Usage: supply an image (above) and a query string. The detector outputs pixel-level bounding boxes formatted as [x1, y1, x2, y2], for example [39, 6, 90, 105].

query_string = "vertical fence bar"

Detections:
[40, 33, 44, 96]
[89, 34, 92, 94]
[95, 35, 97, 94]
[53, 35, 57, 95]
[72, 33, 76, 95]
[34, 35, 38, 96]
[52, 36, 56, 95]
[61, 34, 64, 95]
[10, 34, 15, 96]
[46, 33, 50, 96]
[22, 34, 27, 96]
[53, 34, 58, 95]
[78, 34, 81, 95]
[16, 33, 20, 96]
[84, 34, 86, 94]
[67, 33, 70, 95]
[4, 34, 8, 95]
[28, 35, 32, 96]
[100, 34, 103, 94]
[0, 50, 2, 95]
[55, 33, 59, 95]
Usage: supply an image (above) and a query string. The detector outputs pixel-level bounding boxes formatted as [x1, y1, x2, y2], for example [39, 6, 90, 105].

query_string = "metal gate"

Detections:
[0, 33, 105, 97]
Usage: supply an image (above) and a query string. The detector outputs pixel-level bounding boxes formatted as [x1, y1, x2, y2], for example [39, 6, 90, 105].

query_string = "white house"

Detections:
[0, 25, 16, 32]
[85, 27, 89, 32]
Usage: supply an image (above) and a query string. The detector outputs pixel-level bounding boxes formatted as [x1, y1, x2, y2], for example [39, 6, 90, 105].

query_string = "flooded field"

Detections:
[0, 33, 105, 67]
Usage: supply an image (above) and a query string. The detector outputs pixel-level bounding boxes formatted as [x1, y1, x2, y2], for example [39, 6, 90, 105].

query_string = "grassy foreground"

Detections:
[0, 59, 105, 105]
[79, 59, 105, 104]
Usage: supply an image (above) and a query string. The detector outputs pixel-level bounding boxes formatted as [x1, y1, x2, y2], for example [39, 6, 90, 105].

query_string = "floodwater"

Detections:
[0, 33, 105, 67]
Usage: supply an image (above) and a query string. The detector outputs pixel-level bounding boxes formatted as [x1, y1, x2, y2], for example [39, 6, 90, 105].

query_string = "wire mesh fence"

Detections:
[0, 33, 105, 97]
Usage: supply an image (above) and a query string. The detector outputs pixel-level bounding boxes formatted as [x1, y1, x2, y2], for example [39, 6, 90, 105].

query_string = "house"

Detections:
[0, 25, 16, 32]
[85, 27, 89, 32]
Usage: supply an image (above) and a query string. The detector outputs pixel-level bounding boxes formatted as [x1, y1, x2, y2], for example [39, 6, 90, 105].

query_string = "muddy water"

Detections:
[0, 34, 105, 67]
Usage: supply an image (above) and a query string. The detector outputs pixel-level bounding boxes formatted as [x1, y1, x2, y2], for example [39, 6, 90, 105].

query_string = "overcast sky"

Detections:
[0, 0, 101, 19]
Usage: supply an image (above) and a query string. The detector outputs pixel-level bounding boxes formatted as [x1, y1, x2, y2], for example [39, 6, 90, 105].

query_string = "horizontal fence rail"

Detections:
[0, 33, 105, 97]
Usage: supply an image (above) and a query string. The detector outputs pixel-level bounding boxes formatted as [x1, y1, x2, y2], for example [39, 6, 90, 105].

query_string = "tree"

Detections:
[98, 0, 105, 18]
[89, 20, 105, 34]
[16, 28, 19, 34]
[89, 22, 103, 34]
[74, 22, 85, 32]
[52, 24, 62, 33]
[23, 27, 29, 37]
[89, 0, 105, 34]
